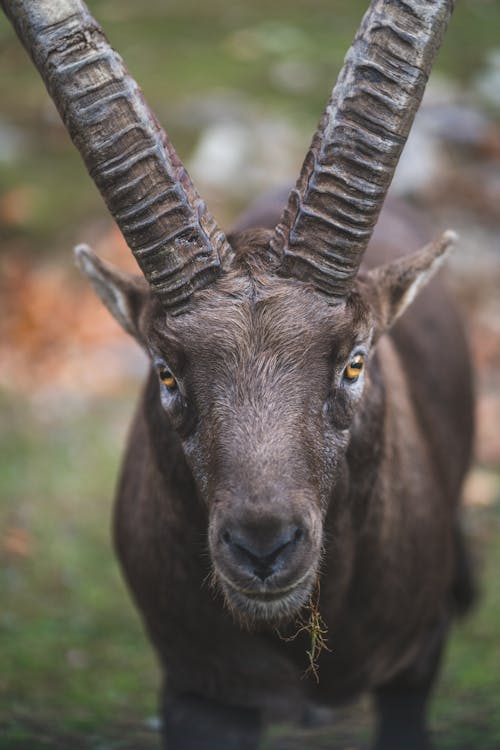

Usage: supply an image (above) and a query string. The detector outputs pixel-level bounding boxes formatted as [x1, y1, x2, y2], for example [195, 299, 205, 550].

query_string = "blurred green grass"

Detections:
[0, 392, 159, 742]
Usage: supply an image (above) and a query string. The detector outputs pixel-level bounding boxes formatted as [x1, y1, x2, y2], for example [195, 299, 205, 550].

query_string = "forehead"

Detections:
[146, 272, 371, 372]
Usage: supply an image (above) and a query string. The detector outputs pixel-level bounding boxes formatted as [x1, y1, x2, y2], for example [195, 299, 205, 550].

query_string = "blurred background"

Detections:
[1, 1, 499, 748]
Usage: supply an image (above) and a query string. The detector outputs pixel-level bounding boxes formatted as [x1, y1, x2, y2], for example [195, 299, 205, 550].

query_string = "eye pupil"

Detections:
[344, 354, 364, 382]
[159, 368, 177, 389]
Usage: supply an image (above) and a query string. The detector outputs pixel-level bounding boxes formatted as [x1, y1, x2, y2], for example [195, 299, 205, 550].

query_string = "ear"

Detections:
[75, 244, 149, 343]
[365, 230, 457, 334]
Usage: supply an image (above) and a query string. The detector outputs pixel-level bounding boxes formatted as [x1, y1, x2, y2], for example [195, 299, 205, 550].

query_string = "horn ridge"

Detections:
[1, 0, 232, 312]
[271, 0, 455, 298]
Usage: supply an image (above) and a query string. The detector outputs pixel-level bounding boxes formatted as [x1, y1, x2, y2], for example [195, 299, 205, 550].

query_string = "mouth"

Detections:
[216, 568, 316, 625]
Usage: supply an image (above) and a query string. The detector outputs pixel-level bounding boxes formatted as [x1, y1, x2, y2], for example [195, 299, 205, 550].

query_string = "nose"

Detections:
[222, 525, 304, 581]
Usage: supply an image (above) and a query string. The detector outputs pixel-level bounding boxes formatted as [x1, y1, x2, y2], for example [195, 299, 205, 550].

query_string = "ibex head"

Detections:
[3, 0, 456, 625]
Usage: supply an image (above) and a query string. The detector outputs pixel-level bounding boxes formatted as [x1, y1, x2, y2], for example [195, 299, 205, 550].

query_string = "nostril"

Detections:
[221, 524, 306, 581]
[293, 527, 304, 543]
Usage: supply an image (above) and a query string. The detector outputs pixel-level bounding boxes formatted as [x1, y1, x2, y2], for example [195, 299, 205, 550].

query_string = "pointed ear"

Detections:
[75, 244, 149, 343]
[365, 231, 458, 334]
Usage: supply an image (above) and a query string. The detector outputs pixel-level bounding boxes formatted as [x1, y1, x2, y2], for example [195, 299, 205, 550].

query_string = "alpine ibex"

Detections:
[2, 0, 475, 748]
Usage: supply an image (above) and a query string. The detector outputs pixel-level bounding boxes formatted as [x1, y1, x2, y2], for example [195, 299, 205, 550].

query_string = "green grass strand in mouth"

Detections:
[277, 580, 331, 683]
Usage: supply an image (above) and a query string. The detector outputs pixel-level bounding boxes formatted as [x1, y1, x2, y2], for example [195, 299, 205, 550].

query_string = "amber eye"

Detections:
[344, 354, 364, 382]
[158, 367, 177, 390]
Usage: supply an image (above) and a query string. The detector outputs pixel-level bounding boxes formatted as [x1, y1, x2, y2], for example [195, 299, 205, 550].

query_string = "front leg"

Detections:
[372, 618, 448, 750]
[372, 685, 433, 750]
[162, 692, 262, 750]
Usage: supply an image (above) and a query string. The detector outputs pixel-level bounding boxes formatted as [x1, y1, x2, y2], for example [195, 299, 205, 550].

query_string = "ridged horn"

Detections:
[1, 0, 232, 313]
[270, 0, 455, 298]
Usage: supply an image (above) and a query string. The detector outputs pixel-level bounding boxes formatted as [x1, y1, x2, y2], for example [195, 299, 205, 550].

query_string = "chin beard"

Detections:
[216, 570, 316, 630]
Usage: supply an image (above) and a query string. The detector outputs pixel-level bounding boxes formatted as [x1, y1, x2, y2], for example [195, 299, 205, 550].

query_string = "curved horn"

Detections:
[270, 0, 455, 298]
[1, 0, 232, 313]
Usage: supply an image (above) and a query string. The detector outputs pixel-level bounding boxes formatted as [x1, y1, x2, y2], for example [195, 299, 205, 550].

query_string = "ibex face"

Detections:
[143, 235, 372, 625]
[76, 224, 454, 626]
